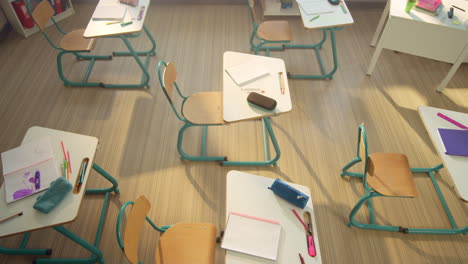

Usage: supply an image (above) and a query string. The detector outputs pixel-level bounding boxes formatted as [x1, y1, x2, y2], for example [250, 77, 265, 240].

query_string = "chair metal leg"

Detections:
[177, 123, 226, 162]
[341, 157, 363, 178]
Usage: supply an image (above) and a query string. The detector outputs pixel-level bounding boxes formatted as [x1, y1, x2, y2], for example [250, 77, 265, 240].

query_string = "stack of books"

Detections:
[414, 0, 442, 16]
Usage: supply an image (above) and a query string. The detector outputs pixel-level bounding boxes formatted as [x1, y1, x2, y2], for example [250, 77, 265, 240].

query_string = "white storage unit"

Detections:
[0, 0, 74, 37]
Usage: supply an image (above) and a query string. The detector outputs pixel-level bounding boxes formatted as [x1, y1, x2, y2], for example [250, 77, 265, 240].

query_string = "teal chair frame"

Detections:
[0, 163, 119, 263]
[341, 125, 467, 235]
[116, 201, 172, 264]
[246, 0, 342, 79]
[27, 0, 156, 88]
[157, 60, 281, 166]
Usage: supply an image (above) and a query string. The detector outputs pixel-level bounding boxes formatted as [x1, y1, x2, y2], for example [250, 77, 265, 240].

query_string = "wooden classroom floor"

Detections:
[0, 1, 467, 263]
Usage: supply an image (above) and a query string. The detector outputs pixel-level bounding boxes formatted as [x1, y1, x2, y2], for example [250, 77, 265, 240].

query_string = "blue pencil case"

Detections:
[33, 177, 73, 214]
[268, 178, 309, 209]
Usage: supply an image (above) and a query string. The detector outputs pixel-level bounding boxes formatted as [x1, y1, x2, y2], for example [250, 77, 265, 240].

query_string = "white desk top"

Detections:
[223, 51, 292, 123]
[418, 106, 468, 201]
[0, 127, 98, 237]
[225, 171, 321, 264]
[83, 0, 150, 38]
[298, 0, 354, 29]
[390, 0, 468, 32]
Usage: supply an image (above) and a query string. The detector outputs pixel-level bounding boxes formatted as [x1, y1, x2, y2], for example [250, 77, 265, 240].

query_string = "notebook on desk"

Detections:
[225, 60, 270, 86]
[221, 212, 281, 260]
[438, 128, 468, 157]
[296, 0, 334, 15]
[92, 6, 127, 21]
[1, 137, 60, 203]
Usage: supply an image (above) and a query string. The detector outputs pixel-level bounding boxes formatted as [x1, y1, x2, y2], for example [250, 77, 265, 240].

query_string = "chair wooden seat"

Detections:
[60, 29, 96, 51]
[155, 223, 217, 264]
[257, 21, 292, 42]
[367, 153, 418, 197]
[182, 92, 225, 125]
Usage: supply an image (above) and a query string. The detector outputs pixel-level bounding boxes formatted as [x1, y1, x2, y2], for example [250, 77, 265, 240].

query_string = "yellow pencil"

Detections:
[106, 21, 123, 25]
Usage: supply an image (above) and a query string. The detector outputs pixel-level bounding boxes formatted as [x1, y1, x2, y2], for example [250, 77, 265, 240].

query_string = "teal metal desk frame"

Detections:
[0, 164, 119, 264]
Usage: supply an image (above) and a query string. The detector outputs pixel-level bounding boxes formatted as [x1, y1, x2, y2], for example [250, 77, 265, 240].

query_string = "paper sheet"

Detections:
[296, 0, 334, 15]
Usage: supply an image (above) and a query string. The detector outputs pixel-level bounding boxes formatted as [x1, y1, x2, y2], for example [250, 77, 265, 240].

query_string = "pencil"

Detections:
[452, 5, 465, 12]
[67, 151, 72, 173]
[279, 72, 285, 95]
[106, 21, 122, 25]
[0, 212, 23, 223]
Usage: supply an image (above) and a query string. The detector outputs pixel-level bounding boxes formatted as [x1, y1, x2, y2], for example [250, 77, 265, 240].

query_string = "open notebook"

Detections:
[221, 212, 281, 260]
[1, 137, 60, 203]
[92, 6, 127, 21]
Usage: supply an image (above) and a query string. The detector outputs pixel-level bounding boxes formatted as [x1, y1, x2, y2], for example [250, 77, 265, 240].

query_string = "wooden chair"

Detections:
[27, 0, 112, 87]
[341, 124, 467, 235]
[157, 60, 228, 163]
[247, 0, 292, 56]
[116, 195, 217, 264]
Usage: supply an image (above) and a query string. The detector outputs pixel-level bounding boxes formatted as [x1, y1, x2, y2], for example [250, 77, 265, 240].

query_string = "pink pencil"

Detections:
[67, 151, 72, 173]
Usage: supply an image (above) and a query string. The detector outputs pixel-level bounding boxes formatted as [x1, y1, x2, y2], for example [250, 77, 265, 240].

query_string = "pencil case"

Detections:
[268, 179, 309, 209]
[33, 177, 73, 214]
[247, 92, 277, 111]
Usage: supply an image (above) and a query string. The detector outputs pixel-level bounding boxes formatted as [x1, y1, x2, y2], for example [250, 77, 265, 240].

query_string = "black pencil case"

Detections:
[268, 178, 309, 209]
[247, 92, 277, 111]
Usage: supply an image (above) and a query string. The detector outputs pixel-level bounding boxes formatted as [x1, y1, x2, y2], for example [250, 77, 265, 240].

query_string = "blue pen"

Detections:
[34, 170, 41, 190]
[79, 162, 88, 184]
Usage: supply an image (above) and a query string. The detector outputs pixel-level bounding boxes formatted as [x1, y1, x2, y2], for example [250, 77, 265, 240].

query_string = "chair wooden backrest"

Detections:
[123, 195, 151, 264]
[357, 124, 369, 182]
[31, 0, 55, 31]
[163, 62, 177, 102]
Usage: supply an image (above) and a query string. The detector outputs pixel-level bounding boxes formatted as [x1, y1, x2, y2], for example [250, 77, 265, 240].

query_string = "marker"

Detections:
[34, 170, 40, 190]
[309, 15, 320, 22]
[0, 212, 23, 224]
[121, 21, 133, 27]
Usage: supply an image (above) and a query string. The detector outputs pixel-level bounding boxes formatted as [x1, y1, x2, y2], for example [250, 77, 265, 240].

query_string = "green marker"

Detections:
[121, 21, 133, 27]
[309, 15, 320, 22]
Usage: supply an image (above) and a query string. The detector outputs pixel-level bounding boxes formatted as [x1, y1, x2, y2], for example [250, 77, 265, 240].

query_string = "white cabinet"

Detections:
[0, 0, 74, 37]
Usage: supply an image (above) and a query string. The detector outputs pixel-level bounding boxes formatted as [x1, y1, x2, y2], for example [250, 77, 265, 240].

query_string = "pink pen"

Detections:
[437, 112, 468, 129]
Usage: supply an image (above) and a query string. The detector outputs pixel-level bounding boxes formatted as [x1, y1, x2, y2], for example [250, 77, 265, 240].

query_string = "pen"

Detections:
[340, 1, 347, 14]
[106, 21, 123, 25]
[138, 6, 146, 20]
[34, 170, 40, 190]
[121, 21, 133, 27]
[309, 15, 320, 22]
[67, 151, 72, 173]
[279, 72, 285, 95]
[437, 113, 468, 129]
[0, 212, 23, 224]
[452, 5, 465, 12]
[299, 253, 305, 264]
[79, 161, 88, 184]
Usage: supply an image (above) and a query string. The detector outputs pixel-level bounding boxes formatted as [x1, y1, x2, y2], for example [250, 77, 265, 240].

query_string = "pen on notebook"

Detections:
[34, 170, 40, 190]
[437, 112, 468, 129]
[0, 212, 23, 224]
[309, 15, 320, 22]
[299, 253, 305, 264]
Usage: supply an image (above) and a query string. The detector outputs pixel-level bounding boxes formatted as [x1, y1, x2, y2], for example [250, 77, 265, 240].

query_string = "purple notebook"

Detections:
[438, 128, 468, 157]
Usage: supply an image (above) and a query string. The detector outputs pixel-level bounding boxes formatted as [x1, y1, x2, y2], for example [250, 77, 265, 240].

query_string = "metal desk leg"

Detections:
[286, 27, 341, 79]
[222, 117, 281, 166]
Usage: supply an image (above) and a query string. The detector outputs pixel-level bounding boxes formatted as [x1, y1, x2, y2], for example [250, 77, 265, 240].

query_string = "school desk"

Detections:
[222, 51, 291, 166]
[0, 127, 119, 264]
[418, 106, 468, 202]
[83, 0, 156, 88]
[225, 170, 322, 264]
[258, 0, 354, 79]
[367, 0, 468, 91]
